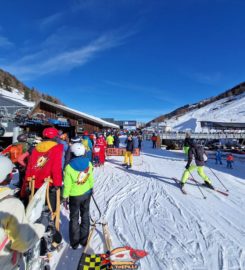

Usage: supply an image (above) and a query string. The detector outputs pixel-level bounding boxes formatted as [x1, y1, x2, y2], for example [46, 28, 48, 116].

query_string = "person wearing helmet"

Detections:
[64, 136, 82, 166]
[71, 136, 82, 144]
[63, 143, 94, 249]
[1, 133, 31, 191]
[1, 133, 29, 164]
[183, 132, 192, 155]
[82, 131, 93, 162]
[0, 156, 45, 270]
[21, 127, 63, 212]
[180, 140, 214, 189]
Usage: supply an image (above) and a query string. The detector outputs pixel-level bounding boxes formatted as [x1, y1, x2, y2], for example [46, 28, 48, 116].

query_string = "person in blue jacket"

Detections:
[82, 131, 93, 162]
[215, 149, 223, 165]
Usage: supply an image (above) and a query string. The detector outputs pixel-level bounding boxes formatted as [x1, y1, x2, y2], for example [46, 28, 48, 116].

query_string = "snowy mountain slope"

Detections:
[0, 88, 34, 107]
[54, 141, 245, 270]
[165, 93, 245, 132]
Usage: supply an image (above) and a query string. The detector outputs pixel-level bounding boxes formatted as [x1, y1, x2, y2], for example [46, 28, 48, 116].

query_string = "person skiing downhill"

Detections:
[180, 139, 214, 189]
[183, 133, 192, 155]
[63, 143, 94, 250]
[0, 156, 45, 270]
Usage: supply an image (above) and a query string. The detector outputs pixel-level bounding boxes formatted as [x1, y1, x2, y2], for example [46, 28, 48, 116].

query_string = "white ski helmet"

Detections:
[0, 156, 14, 183]
[70, 143, 86, 156]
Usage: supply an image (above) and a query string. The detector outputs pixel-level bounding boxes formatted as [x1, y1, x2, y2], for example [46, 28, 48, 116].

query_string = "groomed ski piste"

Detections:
[53, 141, 245, 270]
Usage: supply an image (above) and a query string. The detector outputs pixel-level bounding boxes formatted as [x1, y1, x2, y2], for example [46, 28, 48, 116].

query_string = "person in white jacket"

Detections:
[0, 156, 45, 270]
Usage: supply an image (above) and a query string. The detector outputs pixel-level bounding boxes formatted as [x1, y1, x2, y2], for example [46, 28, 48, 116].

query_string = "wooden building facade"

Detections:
[22, 99, 119, 137]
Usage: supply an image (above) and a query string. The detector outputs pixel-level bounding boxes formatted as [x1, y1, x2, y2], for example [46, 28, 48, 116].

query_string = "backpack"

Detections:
[194, 145, 207, 162]
[9, 143, 26, 163]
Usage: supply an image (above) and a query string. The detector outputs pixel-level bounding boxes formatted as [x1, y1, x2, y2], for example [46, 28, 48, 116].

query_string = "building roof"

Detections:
[200, 121, 245, 129]
[31, 99, 119, 129]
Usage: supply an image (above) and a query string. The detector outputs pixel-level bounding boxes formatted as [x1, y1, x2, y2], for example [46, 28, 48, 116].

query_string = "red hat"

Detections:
[43, 127, 59, 139]
[83, 131, 89, 136]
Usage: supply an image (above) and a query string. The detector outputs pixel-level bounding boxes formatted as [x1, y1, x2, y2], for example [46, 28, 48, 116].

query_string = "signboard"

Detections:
[123, 126, 136, 131]
[0, 126, 5, 137]
[123, 121, 137, 126]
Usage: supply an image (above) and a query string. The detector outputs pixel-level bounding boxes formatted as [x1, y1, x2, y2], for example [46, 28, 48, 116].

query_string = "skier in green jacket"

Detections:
[63, 143, 94, 249]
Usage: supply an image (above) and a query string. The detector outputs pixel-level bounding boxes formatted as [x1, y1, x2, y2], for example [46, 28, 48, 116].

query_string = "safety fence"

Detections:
[106, 148, 140, 156]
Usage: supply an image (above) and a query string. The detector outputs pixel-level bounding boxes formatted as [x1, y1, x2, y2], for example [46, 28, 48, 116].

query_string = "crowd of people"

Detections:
[1, 127, 238, 269]
[0, 127, 144, 269]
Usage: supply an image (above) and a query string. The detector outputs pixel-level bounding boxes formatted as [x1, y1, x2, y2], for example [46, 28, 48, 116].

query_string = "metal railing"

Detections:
[144, 132, 245, 140]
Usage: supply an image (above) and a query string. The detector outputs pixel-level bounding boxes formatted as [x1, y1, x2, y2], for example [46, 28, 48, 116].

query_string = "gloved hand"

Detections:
[185, 164, 190, 170]
[62, 198, 69, 210]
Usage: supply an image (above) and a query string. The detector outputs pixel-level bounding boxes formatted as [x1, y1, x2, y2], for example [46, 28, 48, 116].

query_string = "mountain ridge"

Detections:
[147, 82, 245, 126]
[0, 68, 62, 105]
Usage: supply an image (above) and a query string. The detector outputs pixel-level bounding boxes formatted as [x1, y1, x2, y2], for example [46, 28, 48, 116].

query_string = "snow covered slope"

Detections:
[0, 88, 34, 107]
[163, 93, 245, 132]
[54, 141, 245, 270]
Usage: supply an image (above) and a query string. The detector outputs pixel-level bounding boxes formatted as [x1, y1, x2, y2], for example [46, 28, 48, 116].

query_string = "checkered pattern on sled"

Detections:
[77, 253, 110, 270]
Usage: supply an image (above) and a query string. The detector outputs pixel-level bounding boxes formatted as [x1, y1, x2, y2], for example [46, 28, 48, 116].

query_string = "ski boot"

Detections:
[203, 181, 214, 190]
[180, 182, 184, 188]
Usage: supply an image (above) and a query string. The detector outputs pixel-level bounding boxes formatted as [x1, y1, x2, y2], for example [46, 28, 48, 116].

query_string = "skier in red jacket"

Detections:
[21, 127, 63, 211]
[94, 135, 106, 165]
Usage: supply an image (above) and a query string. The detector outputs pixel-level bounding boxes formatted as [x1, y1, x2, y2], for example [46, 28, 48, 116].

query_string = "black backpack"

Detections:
[194, 145, 206, 162]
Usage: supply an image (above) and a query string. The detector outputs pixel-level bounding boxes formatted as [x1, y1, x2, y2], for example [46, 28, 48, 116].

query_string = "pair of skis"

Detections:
[172, 177, 229, 197]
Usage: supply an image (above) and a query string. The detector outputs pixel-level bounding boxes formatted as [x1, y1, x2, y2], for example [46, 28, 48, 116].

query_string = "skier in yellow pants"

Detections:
[181, 165, 211, 184]
[124, 151, 133, 167]
[180, 139, 213, 189]
[122, 134, 134, 169]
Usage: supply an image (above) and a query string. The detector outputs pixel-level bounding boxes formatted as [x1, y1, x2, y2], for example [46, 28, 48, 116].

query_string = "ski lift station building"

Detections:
[0, 98, 119, 140]
[26, 99, 119, 135]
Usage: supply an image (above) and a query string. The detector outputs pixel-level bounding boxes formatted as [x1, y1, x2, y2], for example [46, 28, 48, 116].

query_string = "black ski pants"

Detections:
[69, 193, 91, 247]
[138, 141, 142, 150]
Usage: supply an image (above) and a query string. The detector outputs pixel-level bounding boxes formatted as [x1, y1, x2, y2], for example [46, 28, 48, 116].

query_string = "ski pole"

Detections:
[90, 194, 103, 224]
[188, 170, 207, 199]
[207, 166, 229, 192]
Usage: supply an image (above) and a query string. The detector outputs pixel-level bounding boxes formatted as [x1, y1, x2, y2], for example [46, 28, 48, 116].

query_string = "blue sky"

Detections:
[1, 0, 245, 122]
